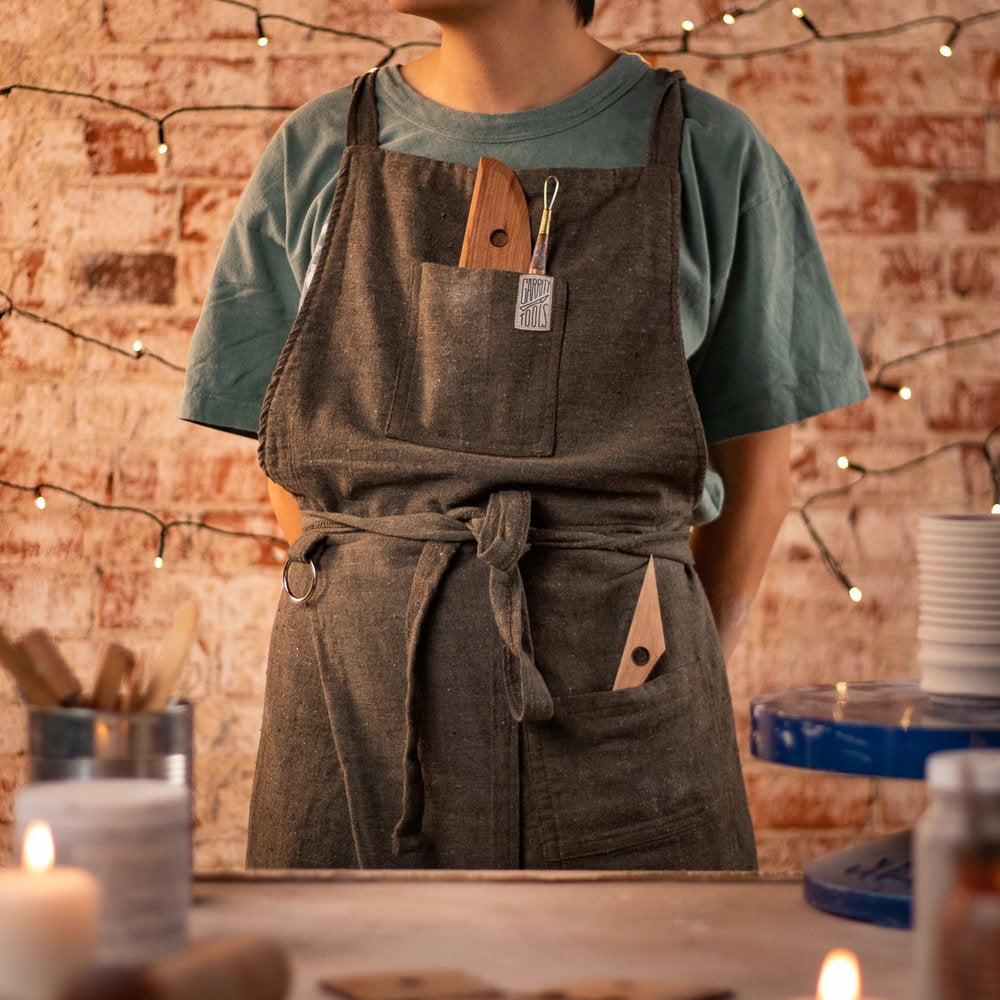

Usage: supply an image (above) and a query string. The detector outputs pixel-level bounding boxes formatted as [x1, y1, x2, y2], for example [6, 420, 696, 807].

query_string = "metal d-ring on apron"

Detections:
[282, 556, 318, 603]
[281, 490, 696, 855]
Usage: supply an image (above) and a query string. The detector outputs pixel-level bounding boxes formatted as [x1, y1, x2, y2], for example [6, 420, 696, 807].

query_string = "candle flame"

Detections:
[22, 820, 55, 873]
[817, 948, 861, 1000]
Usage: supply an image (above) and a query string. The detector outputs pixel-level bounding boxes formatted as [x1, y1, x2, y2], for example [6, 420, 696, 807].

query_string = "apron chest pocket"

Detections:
[387, 262, 567, 457]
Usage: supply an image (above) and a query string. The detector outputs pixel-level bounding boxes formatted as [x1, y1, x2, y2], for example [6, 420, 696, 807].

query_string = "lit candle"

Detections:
[0, 821, 99, 1000]
[787, 948, 891, 1000]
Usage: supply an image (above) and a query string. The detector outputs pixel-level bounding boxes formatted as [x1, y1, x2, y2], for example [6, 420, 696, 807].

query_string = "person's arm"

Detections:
[267, 477, 302, 544]
[689, 424, 792, 661]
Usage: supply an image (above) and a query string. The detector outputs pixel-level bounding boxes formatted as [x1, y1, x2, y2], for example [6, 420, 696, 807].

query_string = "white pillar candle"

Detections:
[0, 821, 99, 1000]
[16, 779, 191, 968]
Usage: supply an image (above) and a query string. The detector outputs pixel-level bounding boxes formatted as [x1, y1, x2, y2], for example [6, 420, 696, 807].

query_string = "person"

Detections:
[180, 0, 869, 870]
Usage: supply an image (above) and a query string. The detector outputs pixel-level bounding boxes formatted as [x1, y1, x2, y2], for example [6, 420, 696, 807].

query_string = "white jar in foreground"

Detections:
[913, 749, 1000, 1000]
[15, 778, 191, 968]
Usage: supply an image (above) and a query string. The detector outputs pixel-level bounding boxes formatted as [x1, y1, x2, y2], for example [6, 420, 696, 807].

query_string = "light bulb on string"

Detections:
[132, 340, 144, 357]
[993, 503, 1000, 515]
[34, 489, 46, 511]
[837, 456, 850, 470]
[154, 530, 166, 570]
[848, 587, 863, 603]
[157, 122, 168, 156]
[898, 385, 912, 400]
[681, 19, 695, 31]
[256, 15, 268, 45]
[940, 23, 960, 57]
[722, 11, 737, 25]
[790, 5, 820, 36]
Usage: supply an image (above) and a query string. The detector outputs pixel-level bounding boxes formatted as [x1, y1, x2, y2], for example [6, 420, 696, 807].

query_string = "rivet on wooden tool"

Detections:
[631, 646, 650, 666]
[490, 228, 509, 247]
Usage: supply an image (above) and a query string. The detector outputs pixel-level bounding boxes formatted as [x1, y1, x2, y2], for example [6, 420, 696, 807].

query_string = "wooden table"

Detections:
[191, 871, 915, 999]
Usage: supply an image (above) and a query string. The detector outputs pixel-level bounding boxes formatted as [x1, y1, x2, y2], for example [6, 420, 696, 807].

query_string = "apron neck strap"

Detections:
[346, 69, 381, 148]
[645, 69, 686, 168]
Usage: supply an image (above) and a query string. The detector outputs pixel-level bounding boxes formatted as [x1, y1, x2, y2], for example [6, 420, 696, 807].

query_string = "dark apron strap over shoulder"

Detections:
[646, 68, 686, 168]
[346, 69, 381, 148]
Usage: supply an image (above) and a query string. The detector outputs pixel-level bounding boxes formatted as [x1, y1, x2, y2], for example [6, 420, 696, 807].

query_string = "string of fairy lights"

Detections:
[3, 2, 997, 156]
[2, 2, 999, 594]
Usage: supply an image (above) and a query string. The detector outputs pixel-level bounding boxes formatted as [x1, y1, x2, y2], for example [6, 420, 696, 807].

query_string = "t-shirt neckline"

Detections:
[378, 52, 652, 144]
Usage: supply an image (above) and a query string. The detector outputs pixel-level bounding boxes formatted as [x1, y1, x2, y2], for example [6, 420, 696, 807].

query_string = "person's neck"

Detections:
[399, 8, 617, 113]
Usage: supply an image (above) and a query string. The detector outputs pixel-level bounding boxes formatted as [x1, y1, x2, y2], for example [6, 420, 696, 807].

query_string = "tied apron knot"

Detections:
[465, 491, 554, 726]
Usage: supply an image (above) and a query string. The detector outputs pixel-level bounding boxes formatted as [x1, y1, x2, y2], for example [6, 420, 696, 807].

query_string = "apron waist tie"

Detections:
[283, 490, 693, 859]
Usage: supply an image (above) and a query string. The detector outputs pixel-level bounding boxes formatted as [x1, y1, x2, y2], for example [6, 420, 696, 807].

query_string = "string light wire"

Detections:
[635, 6, 999, 60]
[0, 292, 186, 374]
[796, 427, 1000, 600]
[0, 84, 293, 156]
[0, 478, 287, 567]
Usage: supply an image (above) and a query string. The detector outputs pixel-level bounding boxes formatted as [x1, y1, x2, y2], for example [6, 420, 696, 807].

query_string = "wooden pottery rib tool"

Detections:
[612, 556, 667, 690]
[17, 629, 83, 706]
[458, 157, 531, 271]
[91, 643, 136, 711]
[141, 598, 199, 711]
[0, 627, 60, 707]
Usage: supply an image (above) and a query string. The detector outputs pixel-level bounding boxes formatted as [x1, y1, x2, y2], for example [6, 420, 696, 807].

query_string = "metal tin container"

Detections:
[27, 701, 193, 787]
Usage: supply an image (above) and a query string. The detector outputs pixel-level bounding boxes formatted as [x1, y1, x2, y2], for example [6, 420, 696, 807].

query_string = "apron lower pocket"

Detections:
[523, 660, 724, 867]
[386, 262, 567, 457]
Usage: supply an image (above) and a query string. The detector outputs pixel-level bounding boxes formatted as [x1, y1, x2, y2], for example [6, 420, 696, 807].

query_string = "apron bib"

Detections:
[249, 68, 757, 871]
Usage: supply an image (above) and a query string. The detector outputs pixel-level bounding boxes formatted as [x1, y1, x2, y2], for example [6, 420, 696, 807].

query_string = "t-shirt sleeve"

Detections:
[178, 207, 302, 437]
[684, 110, 870, 445]
[178, 90, 349, 437]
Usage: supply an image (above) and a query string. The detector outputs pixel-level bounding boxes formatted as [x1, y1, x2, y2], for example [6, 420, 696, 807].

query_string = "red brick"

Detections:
[0, 312, 79, 378]
[874, 778, 927, 830]
[927, 180, 1000, 234]
[878, 246, 945, 301]
[267, 49, 375, 108]
[951, 247, 1000, 299]
[181, 185, 245, 243]
[813, 400, 877, 433]
[730, 52, 837, 108]
[815, 180, 918, 235]
[176, 246, 220, 309]
[84, 120, 157, 175]
[849, 114, 985, 170]
[166, 121, 280, 180]
[924, 377, 1000, 431]
[0, 251, 51, 310]
[0, 570, 97, 633]
[844, 49, 930, 108]
[744, 769, 873, 830]
[85, 56, 257, 112]
[49, 186, 177, 247]
[101, 0, 251, 42]
[956, 50, 1000, 105]
[0, 186, 44, 243]
[76, 252, 176, 305]
[755, 828, 872, 875]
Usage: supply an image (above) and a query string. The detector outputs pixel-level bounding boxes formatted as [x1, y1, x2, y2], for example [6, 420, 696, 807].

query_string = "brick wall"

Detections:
[1, 0, 998, 872]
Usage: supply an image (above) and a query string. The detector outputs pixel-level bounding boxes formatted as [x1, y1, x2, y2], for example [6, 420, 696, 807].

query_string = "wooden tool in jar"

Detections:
[0, 598, 199, 711]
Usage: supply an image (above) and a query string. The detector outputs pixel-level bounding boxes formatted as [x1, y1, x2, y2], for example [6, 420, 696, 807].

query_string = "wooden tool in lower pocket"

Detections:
[613, 556, 667, 690]
[459, 157, 531, 271]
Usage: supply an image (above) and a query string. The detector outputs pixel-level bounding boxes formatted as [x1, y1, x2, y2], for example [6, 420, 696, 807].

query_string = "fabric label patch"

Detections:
[514, 274, 554, 332]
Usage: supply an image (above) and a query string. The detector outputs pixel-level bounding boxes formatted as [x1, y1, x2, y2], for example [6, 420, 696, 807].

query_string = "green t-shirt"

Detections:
[179, 53, 869, 522]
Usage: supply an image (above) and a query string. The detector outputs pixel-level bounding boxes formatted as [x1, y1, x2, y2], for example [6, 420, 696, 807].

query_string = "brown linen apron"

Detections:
[248, 67, 757, 871]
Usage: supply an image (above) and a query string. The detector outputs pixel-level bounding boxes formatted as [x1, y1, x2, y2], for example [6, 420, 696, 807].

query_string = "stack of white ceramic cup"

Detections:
[917, 514, 1000, 698]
